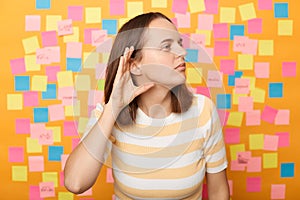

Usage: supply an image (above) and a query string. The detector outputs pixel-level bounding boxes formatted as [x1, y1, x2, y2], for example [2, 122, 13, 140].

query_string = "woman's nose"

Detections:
[173, 44, 187, 58]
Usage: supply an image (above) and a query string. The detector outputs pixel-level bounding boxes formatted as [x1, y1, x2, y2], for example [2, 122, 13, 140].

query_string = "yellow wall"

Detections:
[1, 0, 299, 199]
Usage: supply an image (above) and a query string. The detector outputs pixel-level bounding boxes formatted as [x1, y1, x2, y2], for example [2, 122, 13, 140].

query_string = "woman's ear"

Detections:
[129, 63, 142, 76]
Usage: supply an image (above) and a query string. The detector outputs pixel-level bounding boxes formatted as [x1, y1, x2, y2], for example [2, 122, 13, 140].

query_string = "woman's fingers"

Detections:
[131, 82, 155, 101]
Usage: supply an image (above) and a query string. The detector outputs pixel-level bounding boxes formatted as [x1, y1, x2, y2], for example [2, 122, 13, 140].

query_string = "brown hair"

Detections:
[104, 12, 194, 125]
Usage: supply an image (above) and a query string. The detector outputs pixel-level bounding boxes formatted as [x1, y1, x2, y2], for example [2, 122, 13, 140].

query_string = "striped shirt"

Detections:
[83, 94, 227, 200]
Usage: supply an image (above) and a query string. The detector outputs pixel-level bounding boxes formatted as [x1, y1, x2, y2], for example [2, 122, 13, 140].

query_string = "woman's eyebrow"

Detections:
[160, 38, 183, 44]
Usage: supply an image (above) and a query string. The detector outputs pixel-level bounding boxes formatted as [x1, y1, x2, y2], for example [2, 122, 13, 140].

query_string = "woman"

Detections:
[64, 12, 229, 200]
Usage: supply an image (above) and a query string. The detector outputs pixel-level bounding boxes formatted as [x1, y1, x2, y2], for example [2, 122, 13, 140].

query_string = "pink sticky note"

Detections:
[25, 15, 41, 31]
[46, 66, 60, 82]
[282, 62, 296, 77]
[204, 0, 219, 14]
[258, 0, 272, 10]
[78, 188, 93, 196]
[57, 19, 73, 36]
[15, 118, 30, 134]
[91, 30, 108, 47]
[110, 0, 125, 15]
[58, 87, 77, 106]
[24, 91, 39, 107]
[181, 33, 190, 49]
[68, 6, 83, 21]
[196, 86, 210, 98]
[264, 135, 279, 151]
[213, 23, 228, 39]
[238, 96, 253, 112]
[41, 31, 58, 47]
[246, 110, 261, 126]
[217, 109, 229, 126]
[36, 47, 61, 64]
[30, 123, 46, 139]
[233, 36, 248, 52]
[171, 18, 178, 28]
[255, 62, 270, 78]
[96, 37, 113, 53]
[230, 160, 245, 171]
[47, 46, 61, 63]
[106, 168, 114, 183]
[88, 90, 104, 106]
[202, 184, 208, 199]
[224, 128, 240, 144]
[198, 47, 213, 63]
[190, 34, 205, 49]
[64, 121, 78, 136]
[38, 129, 54, 145]
[207, 70, 223, 88]
[60, 171, 64, 186]
[247, 177, 261, 192]
[228, 180, 233, 196]
[198, 14, 214, 30]
[28, 156, 44, 172]
[271, 184, 286, 199]
[220, 59, 235, 75]
[96, 63, 107, 79]
[10, 58, 26, 74]
[29, 185, 43, 200]
[61, 154, 69, 170]
[175, 13, 191, 28]
[275, 109, 290, 125]
[275, 132, 290, 147]
[66, 42, 82, 58]
[39, 182, 55, 198]
[237, 151, 251, 164]
[248, 18, 262, 34]
[72, 138, 80, 150]
[262, 106, 278, 124]
[9, 147, 24, 162]
[214, 41, 229, 56]
[84, 28, 99, 44]
[247, 157, 261, 172]
[242, 39, 258, 55]
[172, 0, 188, 14]
[235, 78, 250, 94]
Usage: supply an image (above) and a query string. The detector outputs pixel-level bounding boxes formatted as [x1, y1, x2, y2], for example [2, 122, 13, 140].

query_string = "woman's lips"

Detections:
[175, 63, 186, 71]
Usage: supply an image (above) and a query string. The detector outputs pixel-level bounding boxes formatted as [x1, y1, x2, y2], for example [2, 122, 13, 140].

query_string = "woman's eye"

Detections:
[162, 43, 171, 50]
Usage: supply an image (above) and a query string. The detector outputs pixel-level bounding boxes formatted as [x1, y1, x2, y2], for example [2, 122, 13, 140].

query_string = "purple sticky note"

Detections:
[214, 41, 229, 56]
[28, 156, 44, 172]
[220, 59, 235, 75]
[15, 118, 30, 134]
[24, 91, 39, 107]
[213, 23, 228, 39]
[10, 58, 26, 75]
[275, 132, 290, 147]
[64, 121, 78, 136]
[247, 157, 261, 172]
[110, 0, 125, 15]
[41, 31, 58, 47]
[46, 66, 60, 82]
[84, 28, 99, 44]
[255, 62, 270, 78]
[258, 0, 272, 10]
[246, 110, 261, 126]
[68, 6, 83, 21]
[275, 109, 290, 125]
[261, 106, 278, 124]
[66, 42, 82, 58]
[248, 18, 262, 34]
[198, 14, 214, 30]
[172, 0, 188, 14]
[225, 128, 240, 144]
[9, 147, 24, 162]
[29, 185, 43, 200]
[204, 0, 219, 14]
[25, 15, 41, 31]
[282, 62, 296, 77]
[247, 177, 261, 192]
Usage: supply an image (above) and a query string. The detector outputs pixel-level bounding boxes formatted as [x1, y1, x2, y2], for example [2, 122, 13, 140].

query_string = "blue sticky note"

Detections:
[102, 19, 118, 35]
[228, 71, 243, 86]
[230, 25, 245, 40]
[33, 107, 49, 123]
[42, 84, 57, 99]
[36, 0, 51, 9]
[274, 3, 288, 18]
[15, 76, 30, 91]
[269, 82, 283, 98]
[48, 146, 64, 161]
[66, 58, 82, 72]
[217, 94, 231, 109]
[281, 163, 294, 177]
[185, 49, 198, 62]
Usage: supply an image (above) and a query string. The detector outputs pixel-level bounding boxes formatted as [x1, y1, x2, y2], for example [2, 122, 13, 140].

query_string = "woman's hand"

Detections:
[108, 46, 155, 118]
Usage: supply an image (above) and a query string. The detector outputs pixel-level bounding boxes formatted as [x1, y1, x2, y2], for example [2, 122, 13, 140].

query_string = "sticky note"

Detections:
[12, 166, 27, 181]
[172, 0, 188, 14]
[42, 84, 57, 100]
[9, 147, 24, 162]
[214, 41, 229, 56]
[230, 25, 244, 40]
[46, 126, 61, 143]
[77, 188, 93, 196]
[238, 3, 256, 21]
[39, 182, 55, 198]
[28, 156, 44, 172]
[281, 163, 294, 178]
[91, 30, 108, 46]
[207, 70, 223, 88]
[58, 192, 74, 200]
[229, 144, 245, 160]
[248, 18, 262, 34]
[64, 121, 78, 136]
[275, 109, 290, 125]
[235, 78, 250, 94]
[66, 42, 82, 58]
[30, 123, 46, 139]
[185, 49, 198, 62]
[39, 129, 53, 145]
[57, 87, 77, 105]
[255, 62, 269, 78]
[198, 14, 213, 30]
[258, 40, 274, 56]
[25, 15, 41, 31]
[102, 19, 117, 35]
[271, 184, 286, 199]
[216, 94, 231, 109]
[110, 0, 125, 15]
[96, 38, 113, 53]
[263, 153, 278, 168]
[278, 20, 293, 36]
[220, 7, 236, 23]
[261, 105, 278, 124]
[227, 112, 243, 127]
[63, 26, 79, 42]
[246, 110, 261, 126]
[23, 91, 39, 107]
[25, 55, 41, 71]
[282, 61, 296, 77]
[247, 157, 261, 172]
[213, 23, 228, 39]
[231, 160, 245, 171]
[238, 96, 253, 112]
[238, 54, 253, 70]
[68, 6, 83, 21]
[33, 107, 49, 123]
[269, 82, 283, 98]
[196, 30, 211, 46]
[15, 118, 30, 134]
[48, 146, 64, 161]
[275, 132, 289, 147]
[204, 0, 218, 14]
[66, 58, 82, 72]
[258, 0, 272, 10]
[48, 104, 65, 121]
[46, 15, 62, 31]
[7, 94, 23, 110]
[250, 87, 265, 103]
[246, 177, 261, 192]
[41, 31, 57, 47]
[31, 75, 47, 92]
[22, 36, 40, 54]
[57, 19, 73, 36]
[232, 89, 247, 105]
[249, 134, 264, 150]
[106, 168, 114, 183]
[264, 135, 279, 151]
[224, 128, 240, 144]
[42, 172, 58, 187]
[57, 71, 73, 88]
[10, 58, 26, 75]
[188, 0, 205, 13]
[85, 7, 101, 24]
[26, 137, 42, 153]
[127, 2, 143, 18]
[14, 76, 30, 91]
[220, 59, 234, 75]
[75, 75, 91, 91]
[96, 79, 104, 91]
[45, 66, 60, 82]
[228, 71, 243, 86]
[175, 13, 191, 28]
[36, 0, 50, 9]
[274, 3, 289, 18]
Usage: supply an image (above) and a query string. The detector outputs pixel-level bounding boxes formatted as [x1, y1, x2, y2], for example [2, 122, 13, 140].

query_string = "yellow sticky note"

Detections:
[85, 7, 101, 24]
[65, 101, 80, 117]
[232, 89, 247, 105]
[258, 40, 274, 56]
[83, 52, 99, 69]
[238, 54, 253, 70]
[230, 144, 245, 160]
[249, 134, 264, 150]
[188, 0, 205, 13]
[263, 153, 278, 168]
[118, 18, 130, 29]
[152, 0, 167, 8]
[195, 30, 211, 46]
[101, 53, 110, 63]
[220, 7, 236, 23]
[57, 71, 73, 88]
[58, 192, 74, 200]
[22, 36, 40, 54]
[12, 166, 27, 182]
[78, 117, 89, 133]
[64, 27, 79, 43]
[75, 75, 91, 91]
[7, 94, 23, 110]
[31, 75, 48, 91]
[238, 3, 256, 21]
[242, 76, 256, 90]
[26, 137, 42, 153]
[278, 20, 293, 36]
[97, 79, 105, 91]
[127, 2, 143, 19]
[251, 87, 265, 103]
[46, 126, 61, 142]
[46, 15, 62, 31]
[187, 67, 202, 84]
[227, 112, 243, 127]
[25, 55, 41, 71]
[42, 172, 58, 187]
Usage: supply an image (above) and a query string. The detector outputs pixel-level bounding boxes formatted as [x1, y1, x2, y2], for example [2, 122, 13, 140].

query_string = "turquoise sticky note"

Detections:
[230, 25, 245, 40]
[280, 163, 294, 177]
[185, 49, 198, 62]
[42, 84, 57, 99]
[66, 58, 82, 72]
[33, 107, 49, 123]
[269, 82, 283, 98]
[36, 0, 51, 9]
[217, 94, 231, 109]
[274, 3, 288, 18]
[228, 71, 243, 86]
[15, 76, 30, 91]
[48, 146, 64, 161]
[102, 19, 117, 35]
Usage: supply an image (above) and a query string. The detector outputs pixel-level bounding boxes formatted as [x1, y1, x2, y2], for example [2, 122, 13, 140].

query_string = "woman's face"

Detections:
[131, 18, 187, 89]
